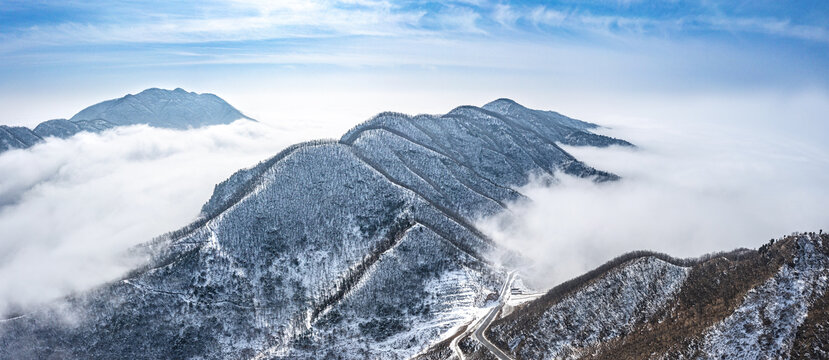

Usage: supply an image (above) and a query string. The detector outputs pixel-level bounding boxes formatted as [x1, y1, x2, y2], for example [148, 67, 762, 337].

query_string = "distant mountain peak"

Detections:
[483, 97, 521, 107]
[0, 88, 252, 153]
[69, 88, 252, 128]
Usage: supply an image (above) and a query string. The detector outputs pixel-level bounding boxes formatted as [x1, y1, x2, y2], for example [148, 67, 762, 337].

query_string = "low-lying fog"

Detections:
[479, 91, 829, 288]
[0, 120, 292, 314]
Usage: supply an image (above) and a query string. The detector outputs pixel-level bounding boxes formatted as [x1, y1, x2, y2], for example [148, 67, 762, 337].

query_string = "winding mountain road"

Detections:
[474, 271, 517, 360]
[450, 271, 517, 360]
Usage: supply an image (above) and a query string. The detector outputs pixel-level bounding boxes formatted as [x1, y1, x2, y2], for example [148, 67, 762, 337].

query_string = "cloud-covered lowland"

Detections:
[0, 120, 293, 314]
[479, 91, 829, 288]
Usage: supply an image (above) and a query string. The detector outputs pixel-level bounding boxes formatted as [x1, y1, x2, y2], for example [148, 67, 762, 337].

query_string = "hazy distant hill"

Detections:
[69, 88, 251, 128]
[0, 88, 250, 153]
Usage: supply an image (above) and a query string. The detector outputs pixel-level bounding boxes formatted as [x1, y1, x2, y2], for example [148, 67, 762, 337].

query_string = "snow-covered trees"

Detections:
[0, 99, 631, 359]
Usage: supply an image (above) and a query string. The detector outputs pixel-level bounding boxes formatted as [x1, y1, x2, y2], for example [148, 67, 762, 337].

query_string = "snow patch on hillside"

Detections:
[492, 257, 690, 359]
[697, 236, 829, 358]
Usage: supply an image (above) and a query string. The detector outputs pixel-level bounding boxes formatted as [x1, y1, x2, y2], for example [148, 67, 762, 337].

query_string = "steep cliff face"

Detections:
[0, 99, 624, 359]
[477, 233, 829, 360]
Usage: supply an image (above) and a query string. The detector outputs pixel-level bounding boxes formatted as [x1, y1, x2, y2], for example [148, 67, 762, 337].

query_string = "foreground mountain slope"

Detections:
[0, 88, 250, 153]
[0, 99, 626, 359]
[441, 232, 828, 360]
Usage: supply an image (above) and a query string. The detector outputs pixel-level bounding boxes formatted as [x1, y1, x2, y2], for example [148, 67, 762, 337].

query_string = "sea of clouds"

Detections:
[479, 91, 829, 288]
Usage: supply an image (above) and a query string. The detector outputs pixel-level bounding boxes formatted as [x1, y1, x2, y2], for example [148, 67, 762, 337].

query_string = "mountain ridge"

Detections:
[0, 98, 631, 359]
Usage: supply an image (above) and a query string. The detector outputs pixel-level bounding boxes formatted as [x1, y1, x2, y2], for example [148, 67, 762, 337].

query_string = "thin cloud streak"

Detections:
[494, 4, 829, 43]
[0, 1, 429, 53]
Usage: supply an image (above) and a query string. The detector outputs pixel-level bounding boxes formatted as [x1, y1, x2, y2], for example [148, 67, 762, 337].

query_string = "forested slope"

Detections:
[0, 99, 626, 359]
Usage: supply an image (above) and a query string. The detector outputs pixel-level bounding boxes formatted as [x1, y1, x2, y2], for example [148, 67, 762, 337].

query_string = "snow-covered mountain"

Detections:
[0, 88, 250, 153]
[4, 94, 823, 360]
[69, 88, 252, 128]
[419, 232, 829, 359]
[0, 98, 630, 359]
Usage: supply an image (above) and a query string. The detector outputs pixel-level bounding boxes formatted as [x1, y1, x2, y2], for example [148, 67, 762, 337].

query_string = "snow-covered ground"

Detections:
[695, 236, 829, 359]
[490, 256, 690, 359]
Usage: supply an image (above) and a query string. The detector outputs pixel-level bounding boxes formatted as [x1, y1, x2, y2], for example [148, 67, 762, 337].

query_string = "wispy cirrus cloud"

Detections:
[490, 3, 829, 43]
[0, 1, 428, 52]
[3, 0, 828, 55]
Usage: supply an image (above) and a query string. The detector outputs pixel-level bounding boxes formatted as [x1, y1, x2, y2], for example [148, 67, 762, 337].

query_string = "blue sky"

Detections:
[1, 0, 828, 130]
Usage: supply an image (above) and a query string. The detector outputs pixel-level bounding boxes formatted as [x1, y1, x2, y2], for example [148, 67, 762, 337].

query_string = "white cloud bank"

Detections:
[479, 91, 829, 288]
[0, 120, 293, 314]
